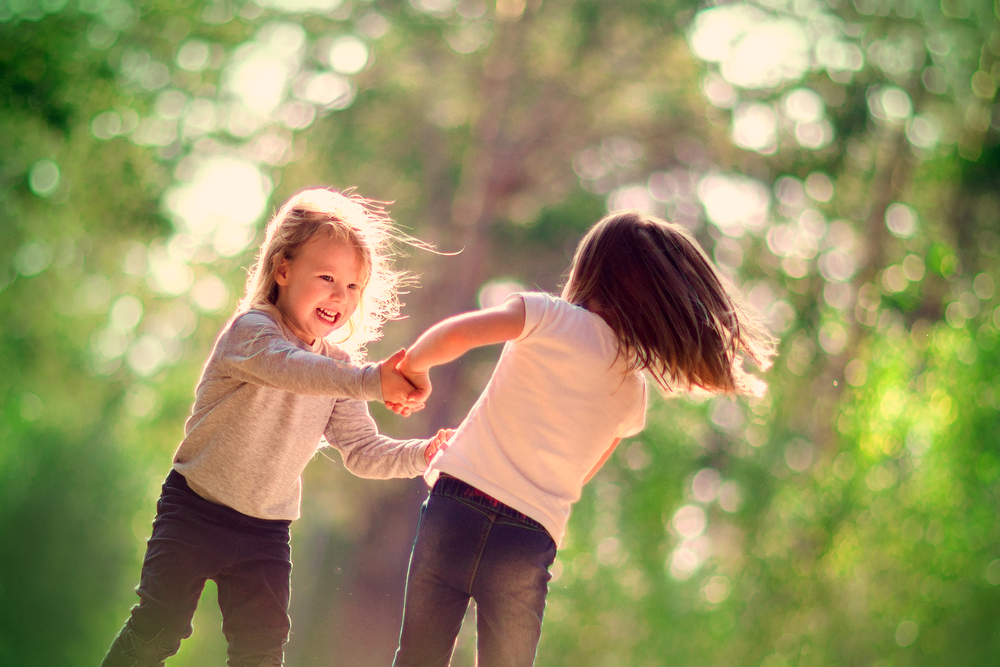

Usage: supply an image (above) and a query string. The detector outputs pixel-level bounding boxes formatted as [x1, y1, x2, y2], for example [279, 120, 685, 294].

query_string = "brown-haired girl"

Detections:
[102, 188, 445, 667]
[390, 210, 776, 667]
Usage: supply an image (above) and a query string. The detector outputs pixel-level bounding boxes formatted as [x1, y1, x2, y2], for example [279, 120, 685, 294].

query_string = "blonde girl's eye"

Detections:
[320, 275, 334, 282]
[348, 283, 360, 291]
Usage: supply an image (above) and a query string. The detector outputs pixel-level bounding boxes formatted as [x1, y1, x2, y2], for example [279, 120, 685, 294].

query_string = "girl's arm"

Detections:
[396, 296, 527, 399]
[583, 438, 622, 484]
[223, 311, 382, 401]
[325, 398, 431, 478]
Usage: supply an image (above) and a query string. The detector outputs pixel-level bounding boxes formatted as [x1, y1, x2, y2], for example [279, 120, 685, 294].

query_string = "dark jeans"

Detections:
[394, 475, 557, 667]
[102, 470, 292, 667]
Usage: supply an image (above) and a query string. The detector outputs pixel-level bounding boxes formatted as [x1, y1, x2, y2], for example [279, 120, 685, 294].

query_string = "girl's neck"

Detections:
[584, 298, 613, 328]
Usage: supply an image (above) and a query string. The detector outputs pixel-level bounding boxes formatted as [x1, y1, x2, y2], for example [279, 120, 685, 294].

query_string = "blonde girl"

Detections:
[103, 188, 444, 667]
[391, 210, 775, 667]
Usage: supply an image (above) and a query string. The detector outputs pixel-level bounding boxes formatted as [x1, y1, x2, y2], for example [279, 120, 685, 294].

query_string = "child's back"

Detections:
[427, 291, 645, 546]
[392, 210, 775, 667]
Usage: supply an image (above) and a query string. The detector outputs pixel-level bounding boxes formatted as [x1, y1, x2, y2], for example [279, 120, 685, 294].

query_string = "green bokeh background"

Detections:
[2, 0, 999, 665]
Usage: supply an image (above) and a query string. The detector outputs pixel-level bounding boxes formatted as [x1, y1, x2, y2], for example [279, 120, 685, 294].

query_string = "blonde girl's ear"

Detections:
[274, 256, 291, 287]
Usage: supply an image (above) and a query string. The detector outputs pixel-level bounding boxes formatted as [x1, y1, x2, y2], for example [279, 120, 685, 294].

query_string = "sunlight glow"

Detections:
[147, 246, 195, 296]
[409, 0, 457, 15]
[226, 48, 293, 115]
[328, 36, 369, 74]
[701, 575, 731, 604]
[906, 114, 941, 149]
[783, 88, 824, 123]
[607, 185, 656, 214]
[731, 103, 777, 153]
[256, 0, 344, 12]
[896, 620, 919, 647]
[128, 335, 167, 377]
[164, 156, 270, 257]
[95, 328, 129, 364]
[478, 279, 524, 309]
[191, 274, 229, 312]
[718, 481, 741, 513]
[155, 89, 187, 120]
[276, 100, 317, 129]
[110, 295, 143, 331]
[881, 265, 908, 293]
[297, 72, 354, 108]
[447, 21, 492, 54]
[785, 439, 814, 472]
[818, 321, 848, 354]
[688, 4, 767, 63]
[804, 172, 834, 202]
[689, 5, 811, 89]
[572, 138, 645, 194]
[673, 505, 707, 539]
[669, 536, 712, 580]
[697, 172, 770, 237]
[224, 23, 306, 116]
[818, 251, 856, 283]
[884, 202, 917, 238]
[28, 159, 60, 197]
[701, 72, 737, 108]
[815, 37, 864, 73]
[14, 241, 52, 276]
[692, 469, 721, 503]
[176, 39, 211, 72]
[723, 18, 810, 89]
[868, 86, 912, 121]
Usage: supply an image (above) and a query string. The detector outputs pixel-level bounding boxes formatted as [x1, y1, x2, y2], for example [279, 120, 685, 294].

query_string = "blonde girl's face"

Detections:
[274, 232, 364, 345]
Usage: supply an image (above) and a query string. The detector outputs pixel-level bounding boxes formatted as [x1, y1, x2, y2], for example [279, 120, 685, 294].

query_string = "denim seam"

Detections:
[448, 495, 498, 522]
[463, 512, 496, 595]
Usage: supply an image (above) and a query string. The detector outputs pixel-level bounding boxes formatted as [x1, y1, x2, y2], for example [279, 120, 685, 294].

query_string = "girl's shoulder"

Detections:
[519, 292, 604, 333]
[518, 292, 623, 361]
[228, 306, 282, 335]
[518, 291, 571, 324]
[216, 306, 298, 354]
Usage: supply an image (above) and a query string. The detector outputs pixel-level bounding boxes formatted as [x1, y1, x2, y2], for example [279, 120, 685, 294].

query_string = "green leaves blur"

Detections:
[2, 0, 999, 665]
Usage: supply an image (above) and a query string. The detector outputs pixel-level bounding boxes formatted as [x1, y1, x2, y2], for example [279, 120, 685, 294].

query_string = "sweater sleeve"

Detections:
[217, 310, 383, 402]
[324, 398, 429, 479]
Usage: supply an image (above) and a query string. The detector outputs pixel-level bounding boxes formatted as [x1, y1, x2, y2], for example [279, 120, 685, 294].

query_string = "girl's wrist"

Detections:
[397, 356, 425, 376]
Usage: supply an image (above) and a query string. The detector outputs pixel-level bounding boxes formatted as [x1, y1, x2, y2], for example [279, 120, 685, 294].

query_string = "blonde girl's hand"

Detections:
[379, 349, 426, 414]
[424, 428, 454, 465]
[396, 352, 432, 404]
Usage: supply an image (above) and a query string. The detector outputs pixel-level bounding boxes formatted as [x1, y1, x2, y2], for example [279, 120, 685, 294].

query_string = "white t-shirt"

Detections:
[426, 292, 647, 545]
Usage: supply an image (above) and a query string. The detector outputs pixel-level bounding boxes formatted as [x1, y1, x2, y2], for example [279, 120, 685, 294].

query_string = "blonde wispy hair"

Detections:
[562, 210, 776, 396]
[239, 187, 404, 360]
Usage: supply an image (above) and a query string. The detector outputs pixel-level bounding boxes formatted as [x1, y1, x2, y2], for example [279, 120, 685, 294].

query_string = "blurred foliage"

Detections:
[1, 0, 998, 665]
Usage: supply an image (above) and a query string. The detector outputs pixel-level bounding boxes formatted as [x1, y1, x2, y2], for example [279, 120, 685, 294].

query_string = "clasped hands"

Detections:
[379, 348, 431, 418]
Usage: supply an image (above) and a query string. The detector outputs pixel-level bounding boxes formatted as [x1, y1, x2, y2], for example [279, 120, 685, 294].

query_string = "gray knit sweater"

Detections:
[172, 305, 428, 521]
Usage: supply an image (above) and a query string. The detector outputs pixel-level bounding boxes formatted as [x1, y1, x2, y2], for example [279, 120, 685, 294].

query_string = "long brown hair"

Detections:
[562, 211, 775, 395]
[239, 188, 403, 358]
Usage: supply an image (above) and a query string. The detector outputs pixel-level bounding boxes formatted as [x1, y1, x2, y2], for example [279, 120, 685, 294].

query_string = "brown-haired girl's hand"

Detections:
[424, 428, 454, 465]
[380, 349, 426, 416]
[395, 352, 432, 404]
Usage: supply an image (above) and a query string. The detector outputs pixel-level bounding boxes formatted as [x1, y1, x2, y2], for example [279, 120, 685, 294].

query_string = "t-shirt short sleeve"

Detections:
[512, 292, 549, 342]
[617, 374, 648, 438]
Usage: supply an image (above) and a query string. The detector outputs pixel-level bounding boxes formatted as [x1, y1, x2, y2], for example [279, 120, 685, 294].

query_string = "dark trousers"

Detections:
[394, 475, 557, 667]
[102, 470, 292, 667]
